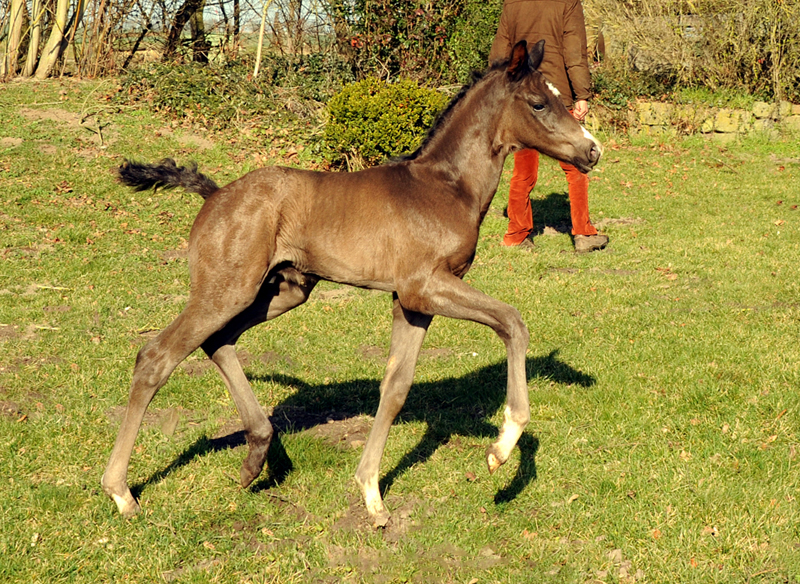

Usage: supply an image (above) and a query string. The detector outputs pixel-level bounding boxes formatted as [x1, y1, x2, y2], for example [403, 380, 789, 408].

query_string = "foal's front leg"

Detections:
[355, 295, 432, 527]
[401, 272, 530, 475]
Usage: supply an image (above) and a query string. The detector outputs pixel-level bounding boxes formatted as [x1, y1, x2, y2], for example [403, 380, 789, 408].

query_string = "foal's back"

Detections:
[190, 162, 477, 291]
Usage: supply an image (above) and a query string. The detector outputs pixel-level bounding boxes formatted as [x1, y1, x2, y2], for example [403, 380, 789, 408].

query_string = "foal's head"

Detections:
[498, 40, 602, 173]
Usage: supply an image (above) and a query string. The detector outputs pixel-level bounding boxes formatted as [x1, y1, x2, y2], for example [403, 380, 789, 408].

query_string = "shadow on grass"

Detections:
[502, 191, 573, 236]
[133, 349, 593, 508]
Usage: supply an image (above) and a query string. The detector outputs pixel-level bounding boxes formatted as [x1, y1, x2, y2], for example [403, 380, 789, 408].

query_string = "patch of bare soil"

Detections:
[317, 287, 352, 301]
[180, 358, 215, 377]
[331, 493, 427, 542]
[18, 106, 116, 149]
[327, 494, 502, 579]
[0, 400, 22, 418]
[541, 224, 571, 235]
[2, 354, 63, 373]
[0, 324, 40, 343]
[175, 349, 295, 377]
[420, 347, 453, 359]
[130, 329, 160, 347]
[161, 559, 221, 582]
[548, 267, 640, 276]
[0, 386, 50, 421]
[19, 107, 81, 126]
[304, 415, 372, 450]
[160, 249, 188, 262]
[0, 324, 21, 342]
[237, 349, 294, 369]
[1, 244, 54, 261]
[359, 344, 385, 360]
[0, 137, 23, 148]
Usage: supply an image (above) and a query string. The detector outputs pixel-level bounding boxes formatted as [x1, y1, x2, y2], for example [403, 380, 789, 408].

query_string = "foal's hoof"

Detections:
[486, 449, 504, 475]
[240, 460, 264, 489]
[370, 509, 391, 529]
[101, 476, 141, 518]
[240, 443, 270, 488]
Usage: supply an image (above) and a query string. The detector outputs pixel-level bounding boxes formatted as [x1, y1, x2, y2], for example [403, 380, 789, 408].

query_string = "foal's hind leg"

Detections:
[355, 295, 432, 527]
[202, 271, 318, 488]
[102, 303, 244, 517]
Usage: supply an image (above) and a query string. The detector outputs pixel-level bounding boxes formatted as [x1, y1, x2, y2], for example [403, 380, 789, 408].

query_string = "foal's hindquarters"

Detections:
[101, 174, 319, 517]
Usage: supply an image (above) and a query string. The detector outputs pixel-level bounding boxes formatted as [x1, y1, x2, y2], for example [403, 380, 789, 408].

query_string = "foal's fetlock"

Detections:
[101, 474, 141, 518]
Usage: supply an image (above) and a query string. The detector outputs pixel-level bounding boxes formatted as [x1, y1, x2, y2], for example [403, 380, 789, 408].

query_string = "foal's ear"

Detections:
[529, 39, 545, 71]
[507, 40, 531, 81]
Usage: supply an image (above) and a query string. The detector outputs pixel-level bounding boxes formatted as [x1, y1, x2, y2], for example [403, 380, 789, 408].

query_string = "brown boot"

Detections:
[516, 234, 535, 251]
[574, 234, 608, 253]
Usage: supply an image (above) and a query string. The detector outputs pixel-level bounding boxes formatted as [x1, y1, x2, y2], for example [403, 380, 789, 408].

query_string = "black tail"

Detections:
[117, 158, 219, 199]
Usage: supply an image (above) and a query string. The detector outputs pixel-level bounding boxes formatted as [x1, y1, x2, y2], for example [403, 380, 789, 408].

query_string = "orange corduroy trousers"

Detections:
[502, 148, 598, 246]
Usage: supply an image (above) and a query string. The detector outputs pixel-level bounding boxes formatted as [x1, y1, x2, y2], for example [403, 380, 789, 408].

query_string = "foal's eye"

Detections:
[532, 104, 546, 112]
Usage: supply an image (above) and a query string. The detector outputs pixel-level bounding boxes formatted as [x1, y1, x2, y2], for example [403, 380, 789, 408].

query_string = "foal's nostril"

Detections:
[588, 144, 601, 163]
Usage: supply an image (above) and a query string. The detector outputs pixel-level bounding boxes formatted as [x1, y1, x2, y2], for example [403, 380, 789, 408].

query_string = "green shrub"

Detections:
[324, 78, 449, 168]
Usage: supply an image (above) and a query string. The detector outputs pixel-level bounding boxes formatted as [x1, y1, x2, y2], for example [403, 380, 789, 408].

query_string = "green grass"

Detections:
[1, 78, 800, 583]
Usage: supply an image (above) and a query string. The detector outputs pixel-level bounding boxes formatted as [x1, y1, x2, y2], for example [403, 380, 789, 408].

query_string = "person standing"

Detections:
[489, 0, 608, 253]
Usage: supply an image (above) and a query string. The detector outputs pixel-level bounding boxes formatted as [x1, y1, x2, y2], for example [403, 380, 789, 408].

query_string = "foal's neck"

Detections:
[412, 74, 510, 214]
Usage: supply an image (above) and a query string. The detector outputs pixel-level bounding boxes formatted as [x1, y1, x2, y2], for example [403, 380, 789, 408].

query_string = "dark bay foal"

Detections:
[102, 40, 601, 526]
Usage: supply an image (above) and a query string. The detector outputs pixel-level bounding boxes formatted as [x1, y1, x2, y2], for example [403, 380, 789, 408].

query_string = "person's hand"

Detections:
[573, 100, 589, 122]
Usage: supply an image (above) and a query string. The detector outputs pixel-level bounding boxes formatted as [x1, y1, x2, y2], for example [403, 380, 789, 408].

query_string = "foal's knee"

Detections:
[501, 307, 529, 347]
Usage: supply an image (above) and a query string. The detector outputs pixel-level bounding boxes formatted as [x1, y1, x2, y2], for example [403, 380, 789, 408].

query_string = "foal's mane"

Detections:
[398, 60, 510, 162]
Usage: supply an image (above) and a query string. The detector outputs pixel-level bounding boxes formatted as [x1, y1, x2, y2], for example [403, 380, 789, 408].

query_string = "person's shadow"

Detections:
[503, 191, 572, 236]
[132, 348, 594, 510]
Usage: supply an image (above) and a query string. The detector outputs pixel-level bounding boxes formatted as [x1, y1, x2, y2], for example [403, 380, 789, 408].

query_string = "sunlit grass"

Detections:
[1, 79, 799, 583]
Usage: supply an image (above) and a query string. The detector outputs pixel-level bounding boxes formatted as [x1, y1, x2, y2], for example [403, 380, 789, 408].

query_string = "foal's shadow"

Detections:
[133, 350, 594, 508]
[503, 191, 572, 236]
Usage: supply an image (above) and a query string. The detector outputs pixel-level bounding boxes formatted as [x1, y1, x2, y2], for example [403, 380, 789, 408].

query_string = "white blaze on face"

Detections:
[582, 125, 603, 154]
[545, 81, 561, 98]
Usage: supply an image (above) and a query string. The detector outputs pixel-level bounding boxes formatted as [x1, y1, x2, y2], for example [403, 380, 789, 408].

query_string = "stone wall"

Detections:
[617, 100, 800, 141]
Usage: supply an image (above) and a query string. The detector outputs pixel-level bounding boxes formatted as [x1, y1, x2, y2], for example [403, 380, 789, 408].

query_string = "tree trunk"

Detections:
[121, 23, 151, 71]
[233, 0, 240, 46]
[189, 0, 209, 63]
[21, 0, 44, 77]
[33, 0, 71, 79]
[162, 0, 205, 61]
[253, 0, 275, 77]
[1, 0, 26, 78]
[59, 0, 87, 76]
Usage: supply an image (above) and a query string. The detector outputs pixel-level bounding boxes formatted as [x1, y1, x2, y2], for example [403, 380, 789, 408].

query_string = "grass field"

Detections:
[1, 78, 799, 583]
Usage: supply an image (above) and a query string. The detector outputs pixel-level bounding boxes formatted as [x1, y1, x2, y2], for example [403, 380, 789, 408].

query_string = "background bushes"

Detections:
[111, 0, 800, 157]
[327, 0, 503, 85]
[118, 54, 354, 131]
[587, 0, 800, 103]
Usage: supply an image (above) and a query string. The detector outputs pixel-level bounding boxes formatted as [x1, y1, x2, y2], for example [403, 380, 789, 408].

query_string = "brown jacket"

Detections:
[489, 0, 591, 108]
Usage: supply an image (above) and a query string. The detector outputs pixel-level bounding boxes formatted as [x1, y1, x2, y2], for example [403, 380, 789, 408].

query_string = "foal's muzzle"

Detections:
[574, 131, 602, 173]
[588, 143, 602, 164]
